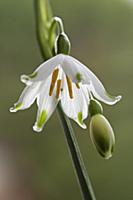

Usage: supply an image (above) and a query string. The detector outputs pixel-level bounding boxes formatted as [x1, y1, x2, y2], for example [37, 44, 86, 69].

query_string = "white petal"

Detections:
[62, 55, 121, 105]
[89, 81, 122, 105]
[61, 55, 89, 82]
[61, 76, 89, 129]
[21, 54, 65, 85]
[80, 84, 90, 103]
[33, 76, 59, 132]
[10, 82, 41, 112]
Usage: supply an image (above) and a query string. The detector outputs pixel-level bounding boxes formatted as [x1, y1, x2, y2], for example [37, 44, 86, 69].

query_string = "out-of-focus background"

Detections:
[0, 0, 132, 199]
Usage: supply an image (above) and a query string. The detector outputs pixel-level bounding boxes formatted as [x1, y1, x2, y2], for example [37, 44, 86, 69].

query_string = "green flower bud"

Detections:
[89, 114, 115, 159]
[89, 99, 103, 117]
[56, 33, 71, 55]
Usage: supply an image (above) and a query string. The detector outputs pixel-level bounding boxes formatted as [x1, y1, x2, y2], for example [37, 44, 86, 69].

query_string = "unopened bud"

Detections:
[89, 114, 115, 159]
[56, 33, 71, 55]
[89, 99, 103, 117]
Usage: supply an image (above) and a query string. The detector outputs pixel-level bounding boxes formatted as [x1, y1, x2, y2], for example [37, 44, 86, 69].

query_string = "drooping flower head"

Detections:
[10, 53, 121, 132]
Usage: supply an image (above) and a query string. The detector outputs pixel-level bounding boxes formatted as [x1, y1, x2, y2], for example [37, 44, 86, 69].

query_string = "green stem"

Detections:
[57, 103, 96, 200]
[34, 0, 53, 60]
[34, 0, 96, 199]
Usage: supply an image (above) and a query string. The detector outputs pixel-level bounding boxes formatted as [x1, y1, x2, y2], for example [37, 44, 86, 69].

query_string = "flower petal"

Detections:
[61, 76, 89, 129]
[21, 54, 65, 85]
[10, 82, 41, 112]
[33, 76, 59, 132]
[89, 81, 122, 105]
[61, 55, 88, 83]
[62, 55, 121, 105]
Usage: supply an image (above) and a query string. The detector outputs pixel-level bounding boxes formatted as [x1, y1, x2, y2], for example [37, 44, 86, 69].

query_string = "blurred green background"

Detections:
[0, 0, 132, 199]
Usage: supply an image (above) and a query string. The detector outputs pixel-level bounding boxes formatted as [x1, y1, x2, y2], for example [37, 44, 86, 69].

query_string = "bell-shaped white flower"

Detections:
[10, 54, 121, 132]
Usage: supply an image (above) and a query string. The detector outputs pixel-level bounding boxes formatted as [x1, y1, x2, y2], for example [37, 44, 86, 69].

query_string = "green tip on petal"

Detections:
[78, 112, 83, 124]
[105, 91, 122, 103]
[29, 72, 38, 79]
[77, 112, 86, 129]
[33, 110, 47, 132]
[9, 102, 23, 112]
[76, 73, 82, 82]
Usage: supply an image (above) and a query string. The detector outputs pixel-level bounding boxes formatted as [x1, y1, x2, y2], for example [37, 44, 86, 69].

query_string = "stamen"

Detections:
[66, 75, 73, 99]
[75, 82, 80, 89]
[49, 68, 59, 96]
[56, 79, 62, 99]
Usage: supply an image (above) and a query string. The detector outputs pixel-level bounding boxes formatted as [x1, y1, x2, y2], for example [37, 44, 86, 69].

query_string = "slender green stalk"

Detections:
[34, 0, 54, 60]
[34, 0, 96, 199]
[57, 103, 96, 200]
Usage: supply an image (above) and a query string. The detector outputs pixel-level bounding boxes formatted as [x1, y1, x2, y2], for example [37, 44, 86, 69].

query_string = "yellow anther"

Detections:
[66, 75, 73, 99]
[56, 79, 62, 99]
[49, 68, 59, 96]
[75, 82, 80, 89]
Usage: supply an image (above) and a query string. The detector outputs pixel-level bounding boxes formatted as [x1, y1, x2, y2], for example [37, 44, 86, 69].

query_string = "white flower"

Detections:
[10, 54, 121, 132]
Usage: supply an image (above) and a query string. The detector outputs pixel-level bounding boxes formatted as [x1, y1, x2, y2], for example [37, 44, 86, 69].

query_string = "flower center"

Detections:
[49, 68, 80, 99]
